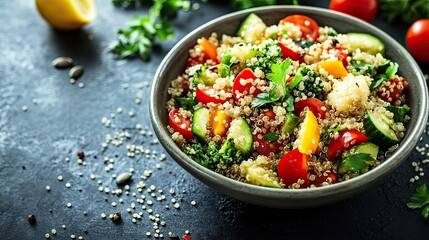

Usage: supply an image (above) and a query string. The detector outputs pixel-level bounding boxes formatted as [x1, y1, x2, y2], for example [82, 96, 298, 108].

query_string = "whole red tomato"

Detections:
[329, 0, 378, 22]
[406, 19, 429, 63]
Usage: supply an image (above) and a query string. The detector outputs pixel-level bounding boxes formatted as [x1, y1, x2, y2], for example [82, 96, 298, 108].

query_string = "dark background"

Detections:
[1, 0, 428, 239]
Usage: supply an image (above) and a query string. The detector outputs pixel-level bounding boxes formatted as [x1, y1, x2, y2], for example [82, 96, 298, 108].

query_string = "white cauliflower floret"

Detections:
[327, 74, 370, 116]
[240, 156, 282, 188]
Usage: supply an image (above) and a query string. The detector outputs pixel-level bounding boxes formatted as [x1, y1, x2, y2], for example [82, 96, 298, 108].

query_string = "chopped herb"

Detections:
[407, 184, 429, 219]
[370, 62, 399, 89]
[321, 125, 346, 142]
[264, 132, 279, 142]
[295, 40, 314, 49]
[350, 59, 375, 75]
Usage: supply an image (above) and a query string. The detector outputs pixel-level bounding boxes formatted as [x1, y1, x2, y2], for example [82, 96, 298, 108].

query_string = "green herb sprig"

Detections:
[379, 0, 429, 24]
[251, 58, 294, 111]
[407, 184, 429, 219]
[110, 0, 190, 60]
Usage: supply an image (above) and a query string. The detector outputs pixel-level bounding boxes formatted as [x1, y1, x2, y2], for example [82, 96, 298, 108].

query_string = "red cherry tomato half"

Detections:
[278, 39, 304, 63]
[327, 129, 368, 161]
[406, 19, 429, 63]
[232, 68, 261, 101]
[278, 148, 309, 187]
[376, 76, 408, 105]
[281, 15, 319, 41]
[329, 0, 378, 22]
[253, 134, 283, 156]
[196, 86, 230, 104]
[168, 108, 193, 140]
[310, 171, 338, 187]
[294, 98, 327, 119]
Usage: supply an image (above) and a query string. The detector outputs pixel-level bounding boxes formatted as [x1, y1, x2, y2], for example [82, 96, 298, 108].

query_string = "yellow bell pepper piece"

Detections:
[298, 109, 320, 155]
[319, 60, 348, 78]
[211, 109, 230, 137]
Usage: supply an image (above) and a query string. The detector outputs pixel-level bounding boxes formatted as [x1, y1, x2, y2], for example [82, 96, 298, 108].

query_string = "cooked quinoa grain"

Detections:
[166, 14, 410, 189]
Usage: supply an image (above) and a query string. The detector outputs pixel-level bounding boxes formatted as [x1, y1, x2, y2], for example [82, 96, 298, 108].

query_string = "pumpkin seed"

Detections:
[69, 65, 84, 79]
[52, 57, 73, 68]
[116, 172, 132, 185]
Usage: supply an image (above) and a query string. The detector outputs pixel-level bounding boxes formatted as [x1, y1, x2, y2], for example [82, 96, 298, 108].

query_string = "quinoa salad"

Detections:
[166, 13, 410, 189]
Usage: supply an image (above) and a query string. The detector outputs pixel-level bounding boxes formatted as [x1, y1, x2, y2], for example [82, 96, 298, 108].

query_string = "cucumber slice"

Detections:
[191, 108, 210, 143]
[237, 13, 266, 43]
[386, 106, 410, 123]
[227, 118, 253, 157]
[282, 112, 300, 134]
[364, 110, 398, 148]
[354, 142, 379, 159]
[345, 33, 385, 55]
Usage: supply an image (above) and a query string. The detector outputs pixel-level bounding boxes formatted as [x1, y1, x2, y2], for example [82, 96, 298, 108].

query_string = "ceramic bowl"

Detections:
[150, 6, 428, 208]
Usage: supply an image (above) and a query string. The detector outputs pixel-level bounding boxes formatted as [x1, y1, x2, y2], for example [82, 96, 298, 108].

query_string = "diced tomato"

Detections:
[253, 134, 283, 156]
[277, 148, 309, 187]
[327, 129, 368, 161]
[168, 108, 193, 140]
[253, 109, 283, 156]
[376, 76, 408, 105]
[294, 98, 327, 119]
[195, 86, 230, 104]
[310, 171, 338, 187]
[281, 15, 319, 41]
[186, 55, 206, 67]
[181, 79, 190, 95]
[278, 38, 305, 63]
[335, 45, 349, 67]
[232, 68, 261, 101]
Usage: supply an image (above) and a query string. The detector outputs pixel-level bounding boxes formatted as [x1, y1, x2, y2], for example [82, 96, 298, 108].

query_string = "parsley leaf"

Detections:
[338, 153, 375, 175]
[111, 0, 188, 60]
[407, 184, 429, 219]
[251, 58, 293, 108]
[267, 58, 291, 95]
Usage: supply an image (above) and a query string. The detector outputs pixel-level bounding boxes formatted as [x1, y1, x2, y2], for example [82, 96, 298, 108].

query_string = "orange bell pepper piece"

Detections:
[197, 37, 218, 63]
[319, 60, 348, 78]
[298, 108, 320, 155]
[211, 109, 230, 137]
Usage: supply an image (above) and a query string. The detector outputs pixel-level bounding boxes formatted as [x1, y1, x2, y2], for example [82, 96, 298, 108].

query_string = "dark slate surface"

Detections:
[1, 0, 428, 239]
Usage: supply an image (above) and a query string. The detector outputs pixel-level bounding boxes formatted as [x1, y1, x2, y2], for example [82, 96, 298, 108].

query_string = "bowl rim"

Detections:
[150, 5, 429, 205]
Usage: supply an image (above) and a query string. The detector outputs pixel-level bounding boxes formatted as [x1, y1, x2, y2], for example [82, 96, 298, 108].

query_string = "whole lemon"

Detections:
[35, 0, 96, 30]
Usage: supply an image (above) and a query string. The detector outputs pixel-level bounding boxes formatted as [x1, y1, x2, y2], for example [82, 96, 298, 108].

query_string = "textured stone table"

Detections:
[0, 0, 428, 239]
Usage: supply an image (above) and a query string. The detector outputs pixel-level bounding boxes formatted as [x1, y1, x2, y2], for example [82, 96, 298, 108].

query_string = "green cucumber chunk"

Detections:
[354, 142, 379, 159]
[364, 110, 398, 148]
[338, 153, 376, 176]
[345, 33, 385, 55]
[227, 117, 253, 157]
[237, 13, 266, 43]
[282, 112, 300, 134]
[386, 106, 410, 123]
[191, 108, 210, 143]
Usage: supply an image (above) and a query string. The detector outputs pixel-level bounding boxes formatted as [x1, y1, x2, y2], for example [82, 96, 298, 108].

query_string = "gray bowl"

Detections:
[150, 6, 428, 208]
